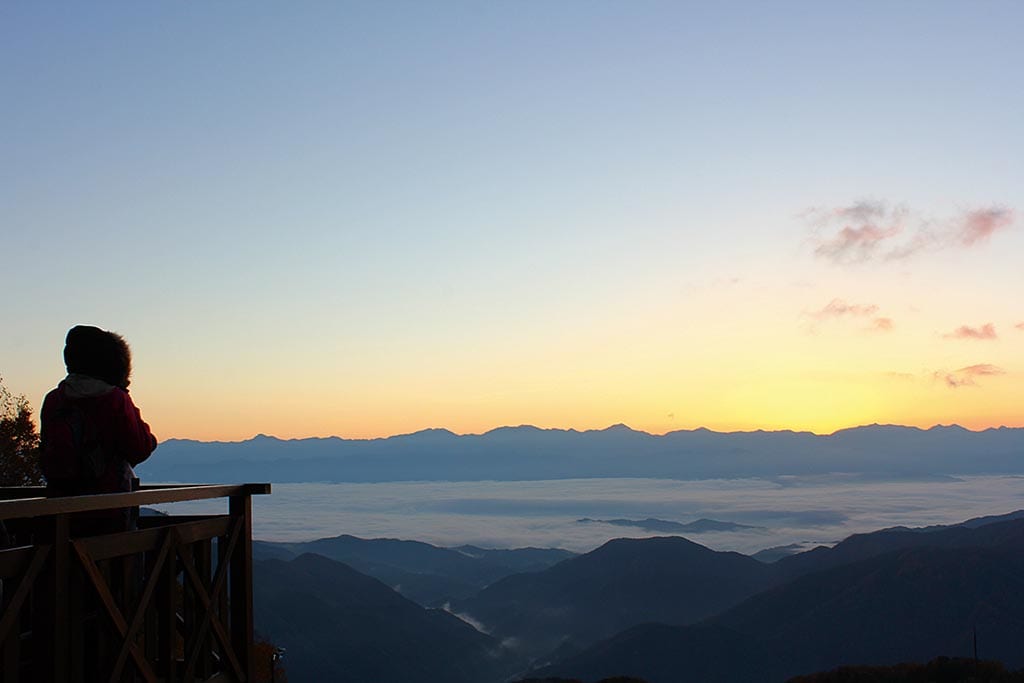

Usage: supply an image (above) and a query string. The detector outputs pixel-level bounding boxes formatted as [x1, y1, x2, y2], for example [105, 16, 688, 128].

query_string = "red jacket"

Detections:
[40, 374, 157, 497]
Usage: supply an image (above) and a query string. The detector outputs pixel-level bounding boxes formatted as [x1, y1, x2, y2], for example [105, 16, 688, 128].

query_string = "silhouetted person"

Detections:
[39, 325, 157, 533]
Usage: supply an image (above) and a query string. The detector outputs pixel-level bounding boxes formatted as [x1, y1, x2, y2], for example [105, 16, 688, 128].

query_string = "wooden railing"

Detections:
[0, 483, 271, 683]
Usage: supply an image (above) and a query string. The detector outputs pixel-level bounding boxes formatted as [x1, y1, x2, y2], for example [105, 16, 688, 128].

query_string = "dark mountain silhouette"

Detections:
[578, 517, 763, 533]
[534, 519, 1024, 682]
[138, 423, 1024, 482]
[912, 508, 1024, 531]
[254, 535, 573, 606]
[254, 553, 524, 683]
[518, 678, 651, 683]
[453, 535, 774, 661]
[525, 623, 769, 683]
[451, 544, 577, 572]
[787, 657, 1024, 682]
[776, 514, 1024, 580]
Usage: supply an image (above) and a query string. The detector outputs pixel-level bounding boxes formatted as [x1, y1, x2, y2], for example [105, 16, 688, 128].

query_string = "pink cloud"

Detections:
[869, 317, 893, 332]
[811, 299, 879, 319]
[815, 224, 901, 262]
[959, 363, 1005, 377]
[958, 208, 1015, 246]
[943, 323, 997, 340]
[883, 371, 915, 382]
[805, 201, 1015, 263]
[936, 372, 973, 388]
[832, 201, 889, 223]
[1015, 322, 1024, 331]
[807, 202, 906, 263]
[934, 363, 1006, 389]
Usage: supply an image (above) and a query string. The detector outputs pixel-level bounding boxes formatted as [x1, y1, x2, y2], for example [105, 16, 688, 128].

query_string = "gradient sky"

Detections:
[2, 2, 1022, 440]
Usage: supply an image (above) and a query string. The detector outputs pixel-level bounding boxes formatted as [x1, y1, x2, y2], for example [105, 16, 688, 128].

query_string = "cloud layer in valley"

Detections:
[154, 476, 1024, 555]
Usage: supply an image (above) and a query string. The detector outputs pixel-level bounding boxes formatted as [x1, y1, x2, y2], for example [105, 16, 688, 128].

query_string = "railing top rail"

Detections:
[0, 483, 271, 521]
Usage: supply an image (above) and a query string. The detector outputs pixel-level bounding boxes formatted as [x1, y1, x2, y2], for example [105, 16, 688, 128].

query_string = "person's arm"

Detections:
[112, 389, 158, 466]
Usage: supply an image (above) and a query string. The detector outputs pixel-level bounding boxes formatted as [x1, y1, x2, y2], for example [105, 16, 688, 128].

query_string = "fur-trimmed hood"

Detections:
[61, 373, 117, 399]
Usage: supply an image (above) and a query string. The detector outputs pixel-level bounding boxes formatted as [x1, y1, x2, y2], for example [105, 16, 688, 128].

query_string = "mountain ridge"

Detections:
[163, 421, 1017, 445]
[140, 422, 1024, 483]
[532, 518, 1024, 682]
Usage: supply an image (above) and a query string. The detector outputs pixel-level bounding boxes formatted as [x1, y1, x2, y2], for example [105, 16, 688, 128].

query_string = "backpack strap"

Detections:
[43, 402, 107, 487]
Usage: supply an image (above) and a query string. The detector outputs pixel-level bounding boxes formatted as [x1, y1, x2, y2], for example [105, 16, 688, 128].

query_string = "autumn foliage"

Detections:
[0, 377, 44, 486]
[252, 636, 289, 683]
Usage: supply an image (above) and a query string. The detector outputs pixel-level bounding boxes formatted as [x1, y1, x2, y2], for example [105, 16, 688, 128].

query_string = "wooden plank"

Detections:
[216, 533, 229, 674]
[71, 542, 157, 683]
[139, 484, 271, 496]
[69, 558, 84, 683]
[179, 529, 244, 682]
[53, 515, 69, 683]
[173, 518, 233, 546]
[80, 518, 231, 562]
[161, 542, 177, 682]
[0, 487, 46, 499]
[180, 519, 242, 681]
[0, 546, 34, 579]
[76, 527, 164, 562]
[179, 543, 197, 683]
[0, 546, 49, 643]
[109, 531, 172, 683]
[143, 542, 159, 667]
[196, 538, 213, 680]
[140, 515, 223, 529]
[230, 494, 254, 682]
[2, 627, 19, 683]
[0, 484, 270, 522]
[29, 516, 69, 682]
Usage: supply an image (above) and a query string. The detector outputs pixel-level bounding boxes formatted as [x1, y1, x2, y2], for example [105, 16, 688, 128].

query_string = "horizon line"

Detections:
[162, 421, 1021, 445]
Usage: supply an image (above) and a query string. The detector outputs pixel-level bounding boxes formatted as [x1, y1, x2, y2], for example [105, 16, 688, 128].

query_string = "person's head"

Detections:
[63, 325, 132, 389]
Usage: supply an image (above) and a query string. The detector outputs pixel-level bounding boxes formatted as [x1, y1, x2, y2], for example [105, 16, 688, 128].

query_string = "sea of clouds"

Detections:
[152, 474, 1024, 555]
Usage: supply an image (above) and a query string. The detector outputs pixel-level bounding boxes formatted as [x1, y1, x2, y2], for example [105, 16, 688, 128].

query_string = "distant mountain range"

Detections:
[138, 423, 1024, 482]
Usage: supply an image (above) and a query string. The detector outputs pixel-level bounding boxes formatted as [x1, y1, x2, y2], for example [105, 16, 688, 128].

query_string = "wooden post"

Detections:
[68, 545, 84, 683]
[196, 537, 213, 680]
[0, 484, 270, 683]
[160, 533, 177, 682]
[229, 494, 254, 682]
[216, 532, 229, 676]
[2, 565, 21, 682]
[33, 514, 70, 682]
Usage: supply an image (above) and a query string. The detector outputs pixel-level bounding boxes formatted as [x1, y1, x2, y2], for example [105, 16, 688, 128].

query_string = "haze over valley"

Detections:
[143, 423, 1024, 554]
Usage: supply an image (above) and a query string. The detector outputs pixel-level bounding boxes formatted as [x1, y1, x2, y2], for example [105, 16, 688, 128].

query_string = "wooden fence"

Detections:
[0, 483, 270, 683]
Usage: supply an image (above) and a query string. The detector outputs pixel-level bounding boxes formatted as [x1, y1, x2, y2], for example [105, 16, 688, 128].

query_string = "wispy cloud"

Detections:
[868, 317, 893, 332]
[805, 202, 908, 264]
[943, 323, 997, 340]
[934, 363, 1006, 389]
[882, 371, 916, 382]
[1015, 322, 1024, 331]
[805, 201, 1015, 263]
[811, 299, 879, 320]
[958, 208, 1015, 246]
[806, 299, 894, 335]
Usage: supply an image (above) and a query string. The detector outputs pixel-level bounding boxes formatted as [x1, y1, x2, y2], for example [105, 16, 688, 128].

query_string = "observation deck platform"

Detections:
[0, 483, 270, 682]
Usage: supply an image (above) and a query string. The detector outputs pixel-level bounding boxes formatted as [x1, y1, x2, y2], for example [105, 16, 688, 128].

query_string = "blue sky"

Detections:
[2, 2, 1022, 439]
